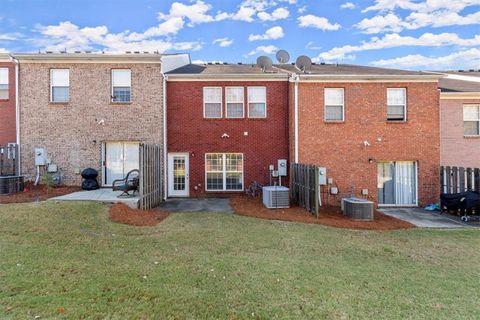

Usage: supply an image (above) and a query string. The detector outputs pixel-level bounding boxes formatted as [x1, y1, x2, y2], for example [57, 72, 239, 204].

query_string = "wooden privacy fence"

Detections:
[290, 163, 319, 217]
[139, 144, 163, 210]
[440, 166, 480, 194]
[0, 144, 19, 176]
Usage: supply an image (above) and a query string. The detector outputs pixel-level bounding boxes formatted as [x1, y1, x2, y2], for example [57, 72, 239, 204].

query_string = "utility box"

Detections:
[34, 148, 47, 166]
[318, 167, 327, 185]
[278, 159, 287, 176]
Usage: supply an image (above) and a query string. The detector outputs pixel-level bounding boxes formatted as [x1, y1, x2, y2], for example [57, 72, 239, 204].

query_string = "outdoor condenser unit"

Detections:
[263, 186, 290, 209]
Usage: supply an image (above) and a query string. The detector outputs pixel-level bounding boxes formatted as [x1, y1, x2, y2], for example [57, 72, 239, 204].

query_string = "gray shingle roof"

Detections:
[439, 78, 480, 93]
[166, 63, 287, 75]
[276, 63, 427, 75]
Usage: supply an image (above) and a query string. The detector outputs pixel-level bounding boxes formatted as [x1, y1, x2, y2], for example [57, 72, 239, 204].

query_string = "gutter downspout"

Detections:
[293, 74, 299, 163]
[162, 73, 168, 201]
[10, 55, 21, 175]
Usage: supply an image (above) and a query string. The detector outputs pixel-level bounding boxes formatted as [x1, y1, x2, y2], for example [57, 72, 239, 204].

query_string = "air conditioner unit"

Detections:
[342, 197, 374, 221]
[263, 186, 290, 209]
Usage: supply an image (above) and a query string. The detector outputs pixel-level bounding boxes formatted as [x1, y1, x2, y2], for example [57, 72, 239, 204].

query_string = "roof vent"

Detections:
[469, 69, 475, 72]
[458, 70, 464, 72]
[237, 62, 243, 65]
[85, 51, 91, 53]
[75, 51, 81, 54]
[46, 51, 53, 54]
[134, 51, 140, 54]
[208, 62, 213, 65]
[320, 62, 325, 65]
[126, 51, 131, 54]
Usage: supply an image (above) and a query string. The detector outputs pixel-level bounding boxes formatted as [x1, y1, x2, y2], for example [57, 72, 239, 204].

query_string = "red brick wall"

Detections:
[294, 81, 440, 206]
[0, 62, 16, 145]
[167, 80, 289, 196]
[440, 98, 480, 168]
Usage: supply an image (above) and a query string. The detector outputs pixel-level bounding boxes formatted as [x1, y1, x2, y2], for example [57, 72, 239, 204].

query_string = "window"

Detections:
[0, 68, 8, 100]
[112, 69, 131, 102]
[248, 87, 266, 118]
[378, 161, 417, 206]
[387, 88, 406, 121]
[203, 87, 222, 118]
[226, 87, 244, 118]
[206, 153, 243, 191]
[324, 88, 344, 121]
[50, 69, 70, 103]
[464, 104, 480, 136]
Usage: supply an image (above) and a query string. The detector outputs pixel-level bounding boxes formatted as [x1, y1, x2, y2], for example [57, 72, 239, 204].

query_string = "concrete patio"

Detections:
[379, 208, 471, 228]
[49, 188, 139, 208]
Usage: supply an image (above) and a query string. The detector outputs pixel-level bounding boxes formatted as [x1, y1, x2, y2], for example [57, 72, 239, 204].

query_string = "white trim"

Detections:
[463, 104, 480, 137]
[205, 153, 244, 192]
[203, 87, 223, 118]
[441, 92, 480, 99]
[168, 152, 190, 197]
[12, 56, 20, 174]
[247, 86, 267, 118]
[163, 74, 168, 200]
[387, 88, 407, 122]
[225, 86, 245, 118]
[293, 75, 299, 163]
[324, 88, 345, 122]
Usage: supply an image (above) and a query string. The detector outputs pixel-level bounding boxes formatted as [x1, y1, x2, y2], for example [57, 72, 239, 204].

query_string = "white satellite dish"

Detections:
[276, 50, 290, 64]
[295, 55, 312, 72]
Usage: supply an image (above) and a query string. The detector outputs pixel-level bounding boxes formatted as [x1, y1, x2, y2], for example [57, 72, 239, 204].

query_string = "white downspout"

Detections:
[294, 74, 299, 163]
[10, 55, 21, 175]
[162, 73, 168, 201]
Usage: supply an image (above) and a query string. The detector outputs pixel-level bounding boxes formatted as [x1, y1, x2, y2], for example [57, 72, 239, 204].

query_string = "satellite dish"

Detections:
[295, 55, 312, 72]
[256, 56, 273, 71]
[276, 50, 290, 64]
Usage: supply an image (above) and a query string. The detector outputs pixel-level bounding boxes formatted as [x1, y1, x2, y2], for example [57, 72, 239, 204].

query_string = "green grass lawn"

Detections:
[1, 202, 479, 319]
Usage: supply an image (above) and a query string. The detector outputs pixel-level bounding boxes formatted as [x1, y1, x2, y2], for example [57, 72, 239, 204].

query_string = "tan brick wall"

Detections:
[19, 62, 163, 185]
[295, 81, 440, 206]
[440, 98, 480, 168]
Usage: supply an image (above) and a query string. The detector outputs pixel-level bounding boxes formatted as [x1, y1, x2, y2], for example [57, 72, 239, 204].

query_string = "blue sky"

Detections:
[0, 0, 479, 70]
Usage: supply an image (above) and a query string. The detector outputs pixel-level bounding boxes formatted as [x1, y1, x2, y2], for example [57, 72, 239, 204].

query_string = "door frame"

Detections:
[102, 141, 140, 187]
[168, 152, 190, 197]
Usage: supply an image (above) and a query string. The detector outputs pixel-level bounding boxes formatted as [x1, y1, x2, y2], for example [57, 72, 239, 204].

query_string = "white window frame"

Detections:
[324, 88, 345, 122]
[0, 67, 9, 100]
[111, 69, 132, 103]
[387, 88, 407, 122]
[247, 86, 267, 118]
[205, 153, 244, 192]
[50, 69, 70, 103]
[463, 104, 480, 137]
[226, 87, 244, 118]
[203, 87, 223, 118]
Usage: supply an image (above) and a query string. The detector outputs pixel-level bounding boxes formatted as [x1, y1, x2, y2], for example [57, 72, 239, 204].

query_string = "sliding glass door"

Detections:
[378, 161, 417, 206]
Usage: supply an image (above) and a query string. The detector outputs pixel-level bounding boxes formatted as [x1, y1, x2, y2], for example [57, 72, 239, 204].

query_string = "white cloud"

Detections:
[358, 0, 480, 33]
[306, 41, 322, 50]
[213, 37, 234, 47]
[317, 32, 480, 61]
[257, 7, 290, 21]
[248, 44, 279, 55]
[298, 15, 341, 30]
[0, 33, 22, 41]
[371, 48, 480, 69]
[298, 6, 307, 13]
[341, 2, 356, 9]
[249, 26, 284, 41]
[0, 48, 8, 53]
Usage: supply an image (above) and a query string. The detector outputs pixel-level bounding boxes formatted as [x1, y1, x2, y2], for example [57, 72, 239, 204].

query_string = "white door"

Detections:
[104, 142, 139, 186]
[168, 153, 189, 197]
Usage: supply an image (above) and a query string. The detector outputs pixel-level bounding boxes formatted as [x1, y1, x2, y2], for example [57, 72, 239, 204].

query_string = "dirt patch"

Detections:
[231, 196, 414, 230]
[109, 203, 169, 226]
[0, 182, 81, 204]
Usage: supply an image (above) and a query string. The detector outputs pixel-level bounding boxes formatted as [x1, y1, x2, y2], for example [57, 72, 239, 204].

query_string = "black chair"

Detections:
[112, 169, 140, 197]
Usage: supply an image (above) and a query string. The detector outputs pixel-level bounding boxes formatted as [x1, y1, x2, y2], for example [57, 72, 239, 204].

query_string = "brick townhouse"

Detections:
[165, 64, 290, 197]
[436, 71, 480, 168]
[0, 53, 16, 146]
[15, 53, 165, 186]
[283, 63, 442, 207]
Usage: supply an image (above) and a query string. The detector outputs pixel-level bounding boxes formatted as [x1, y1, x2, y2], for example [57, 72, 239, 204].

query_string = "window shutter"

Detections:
[112, 69, 131, 87]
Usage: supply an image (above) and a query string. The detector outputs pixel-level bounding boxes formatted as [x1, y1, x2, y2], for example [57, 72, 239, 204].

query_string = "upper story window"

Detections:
[248, 87, 266, 118]
[387, 88, 406, 121]
[226, 87, 244, 118]
[204, 87, 222, 118]
[111, 69, 131, 103]
[0, 67, 9, 100]
[324, 88, 344, 122]
[464, 104, 480, 136]
[50, 69, 70, 103]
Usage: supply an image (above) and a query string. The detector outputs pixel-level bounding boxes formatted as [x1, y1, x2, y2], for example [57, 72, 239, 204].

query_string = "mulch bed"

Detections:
[231, 196, 415, 230]
[109, 203, 170, 226]
[0, 182, 81, 204]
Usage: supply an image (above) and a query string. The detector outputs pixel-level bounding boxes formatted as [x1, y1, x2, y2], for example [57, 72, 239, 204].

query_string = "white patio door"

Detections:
[377, 161, 417, 206]
[168, 153, 189, 197]
[104, 142, 139, 186]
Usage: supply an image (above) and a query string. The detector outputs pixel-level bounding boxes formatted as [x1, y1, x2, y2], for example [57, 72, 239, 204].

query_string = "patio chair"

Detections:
[112, 169, 140, 197]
